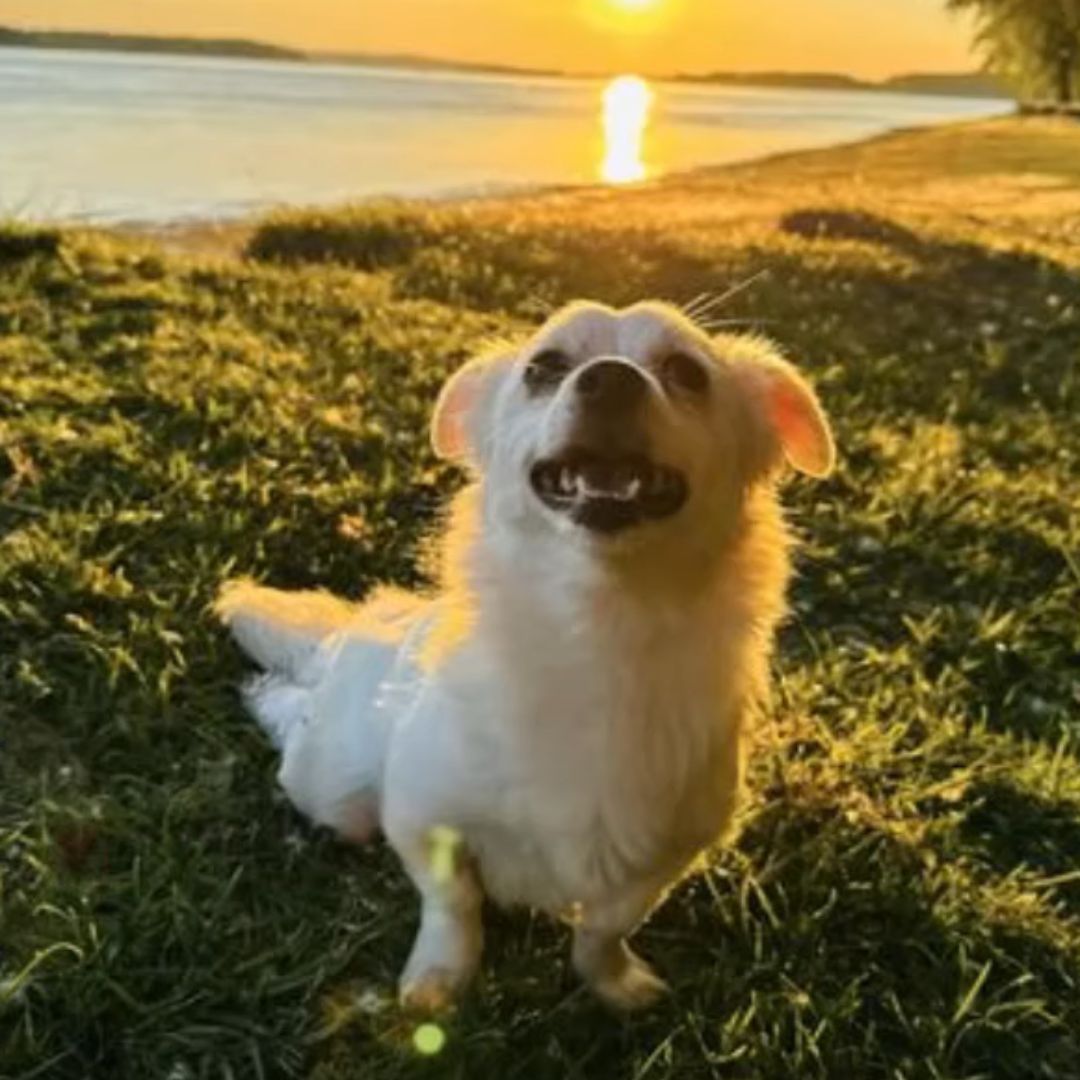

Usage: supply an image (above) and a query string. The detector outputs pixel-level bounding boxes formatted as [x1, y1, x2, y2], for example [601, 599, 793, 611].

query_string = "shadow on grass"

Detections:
[0, 224, 62, 263]
[247, 203, 1080, 433]
[8, 773, 1077, 1079]
[780, 208, 928, 248]
[961, 781, 1080, 909]
[304, 800, 1080, 1080]
[783, 501, 1079, 746]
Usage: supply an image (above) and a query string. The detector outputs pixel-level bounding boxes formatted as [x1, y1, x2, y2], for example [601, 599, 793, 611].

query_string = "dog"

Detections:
[216, 299, 834, 1012]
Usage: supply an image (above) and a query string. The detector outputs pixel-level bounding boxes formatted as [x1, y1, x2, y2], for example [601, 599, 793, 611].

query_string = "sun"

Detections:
[587, 0, 667, 34]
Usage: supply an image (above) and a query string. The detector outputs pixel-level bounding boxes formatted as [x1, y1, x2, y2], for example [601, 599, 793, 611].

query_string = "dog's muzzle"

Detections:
[529, 449, 688, 534]
[528, 358, 688, 534]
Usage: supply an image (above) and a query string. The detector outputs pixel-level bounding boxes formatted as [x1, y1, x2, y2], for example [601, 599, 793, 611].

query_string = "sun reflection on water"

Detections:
[601, 75, 653, 184]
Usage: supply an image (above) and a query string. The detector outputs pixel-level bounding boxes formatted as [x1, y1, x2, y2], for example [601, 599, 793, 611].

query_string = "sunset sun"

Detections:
[593, 0, 668, 40]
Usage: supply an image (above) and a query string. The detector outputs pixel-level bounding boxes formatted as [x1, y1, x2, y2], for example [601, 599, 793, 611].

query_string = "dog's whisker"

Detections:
[682, 298, 729, 335]
[688, 270, 770, 319]
[697, 317, 775, 332]
[681, 292, 716, 319]
[683, 296, 726, 323]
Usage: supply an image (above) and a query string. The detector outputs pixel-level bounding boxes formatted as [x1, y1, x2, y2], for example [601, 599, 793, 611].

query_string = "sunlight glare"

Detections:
[427, 824, 462, 884]
[601, 75, 654, 184]
[610, 0, 658, 8]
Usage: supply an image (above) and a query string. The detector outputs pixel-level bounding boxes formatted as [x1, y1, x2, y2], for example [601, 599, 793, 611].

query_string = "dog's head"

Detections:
[431, 301, 834, 557]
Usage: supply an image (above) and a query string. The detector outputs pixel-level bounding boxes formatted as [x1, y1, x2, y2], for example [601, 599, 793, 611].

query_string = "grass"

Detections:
[2, 116, 1079, 1079]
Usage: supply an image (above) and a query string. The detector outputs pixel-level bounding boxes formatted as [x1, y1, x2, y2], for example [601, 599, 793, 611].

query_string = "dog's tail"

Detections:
[214, 579, 355, 679]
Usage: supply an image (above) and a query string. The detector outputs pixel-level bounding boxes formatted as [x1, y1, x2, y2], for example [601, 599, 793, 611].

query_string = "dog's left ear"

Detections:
[736, 354, 835, 478]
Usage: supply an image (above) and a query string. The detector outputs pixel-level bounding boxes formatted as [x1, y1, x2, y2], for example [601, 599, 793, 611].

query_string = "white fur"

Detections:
[216, 300, 834, 1011]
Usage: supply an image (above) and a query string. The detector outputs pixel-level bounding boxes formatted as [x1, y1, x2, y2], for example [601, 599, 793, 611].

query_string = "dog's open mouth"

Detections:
[529, 450, 688, 534]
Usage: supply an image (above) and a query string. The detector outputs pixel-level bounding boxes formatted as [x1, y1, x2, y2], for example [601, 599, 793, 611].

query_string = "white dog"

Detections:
[216, 300, 834, 1012]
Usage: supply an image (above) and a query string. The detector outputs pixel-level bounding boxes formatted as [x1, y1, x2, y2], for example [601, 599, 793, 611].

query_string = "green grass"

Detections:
[2, 118, 1079, 1080]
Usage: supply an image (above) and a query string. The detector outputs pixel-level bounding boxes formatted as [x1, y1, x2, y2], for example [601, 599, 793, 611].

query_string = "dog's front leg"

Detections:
[572, 885, 669, 1011]
[394, 827, 484, 1012]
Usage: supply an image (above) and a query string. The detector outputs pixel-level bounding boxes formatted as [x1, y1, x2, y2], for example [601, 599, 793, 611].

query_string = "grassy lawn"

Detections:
[2, 116, 1079, 1079]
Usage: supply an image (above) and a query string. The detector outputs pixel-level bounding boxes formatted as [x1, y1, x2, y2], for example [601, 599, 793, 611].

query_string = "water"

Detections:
[0, 46, 1011, 224]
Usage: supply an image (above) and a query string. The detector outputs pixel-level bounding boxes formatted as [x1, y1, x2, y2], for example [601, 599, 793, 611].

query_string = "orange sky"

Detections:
[6, 0, 978, 79]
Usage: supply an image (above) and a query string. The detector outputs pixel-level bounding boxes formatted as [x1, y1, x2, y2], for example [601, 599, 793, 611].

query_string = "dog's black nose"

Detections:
[575, 360, 647, 412]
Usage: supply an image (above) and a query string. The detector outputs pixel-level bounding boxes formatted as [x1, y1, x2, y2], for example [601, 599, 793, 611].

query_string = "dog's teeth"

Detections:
[559, 467, 573, 494]
[573, 473, 587, 497]
[609, 475, 640, 501]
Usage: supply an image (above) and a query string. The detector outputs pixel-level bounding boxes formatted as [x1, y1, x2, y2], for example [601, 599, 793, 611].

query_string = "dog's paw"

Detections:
[399, 967, 463, 1013]
[591, 953, 669, 1012]
[398, 925, 479, 1014]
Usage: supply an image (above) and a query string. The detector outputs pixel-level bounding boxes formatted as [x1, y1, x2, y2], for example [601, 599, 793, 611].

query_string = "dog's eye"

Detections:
[524, 349, 572, 393]
[661, 352, 710, 397]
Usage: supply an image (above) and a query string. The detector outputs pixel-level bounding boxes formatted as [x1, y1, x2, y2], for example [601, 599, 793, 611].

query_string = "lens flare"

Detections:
[601, 75, 653, 184]
[413, 1023, 447, 1056]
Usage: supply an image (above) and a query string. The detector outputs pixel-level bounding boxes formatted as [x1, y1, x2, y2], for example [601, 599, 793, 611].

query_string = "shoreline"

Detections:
[21, 114, 1074, 268]
[98, 114, 1024, 258]
[4, 46, 1012, 239]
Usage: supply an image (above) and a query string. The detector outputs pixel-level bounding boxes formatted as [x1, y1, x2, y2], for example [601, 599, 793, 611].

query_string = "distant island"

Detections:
[675, 70, 1008, 99]
[0, 25, 1010, 100]
[0, 26, 304, 61]
[316, 49, 563, 79]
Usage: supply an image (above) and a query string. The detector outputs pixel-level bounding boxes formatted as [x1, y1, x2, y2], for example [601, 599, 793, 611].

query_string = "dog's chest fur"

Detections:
[438, 549, 761, 915]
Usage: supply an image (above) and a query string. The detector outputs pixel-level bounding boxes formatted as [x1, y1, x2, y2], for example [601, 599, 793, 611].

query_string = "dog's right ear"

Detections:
[432, 359, 485, 462]
[432, 354, 512, 465]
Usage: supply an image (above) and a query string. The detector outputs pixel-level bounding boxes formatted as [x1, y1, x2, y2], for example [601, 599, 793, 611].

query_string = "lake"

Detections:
[0, 46, 1011, 224]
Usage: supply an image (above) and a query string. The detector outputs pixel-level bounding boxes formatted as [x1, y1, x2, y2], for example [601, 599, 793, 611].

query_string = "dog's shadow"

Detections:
[317, 793, 1076, 1079]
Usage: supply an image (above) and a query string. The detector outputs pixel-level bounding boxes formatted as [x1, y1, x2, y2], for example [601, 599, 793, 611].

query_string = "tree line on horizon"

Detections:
[950, 0, 1080, 104]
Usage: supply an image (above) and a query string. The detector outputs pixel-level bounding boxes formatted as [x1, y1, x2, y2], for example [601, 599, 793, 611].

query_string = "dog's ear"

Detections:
[735, 353, 835, 478]
[432, 359, 486, 462]
[432, 353, 513, 465]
